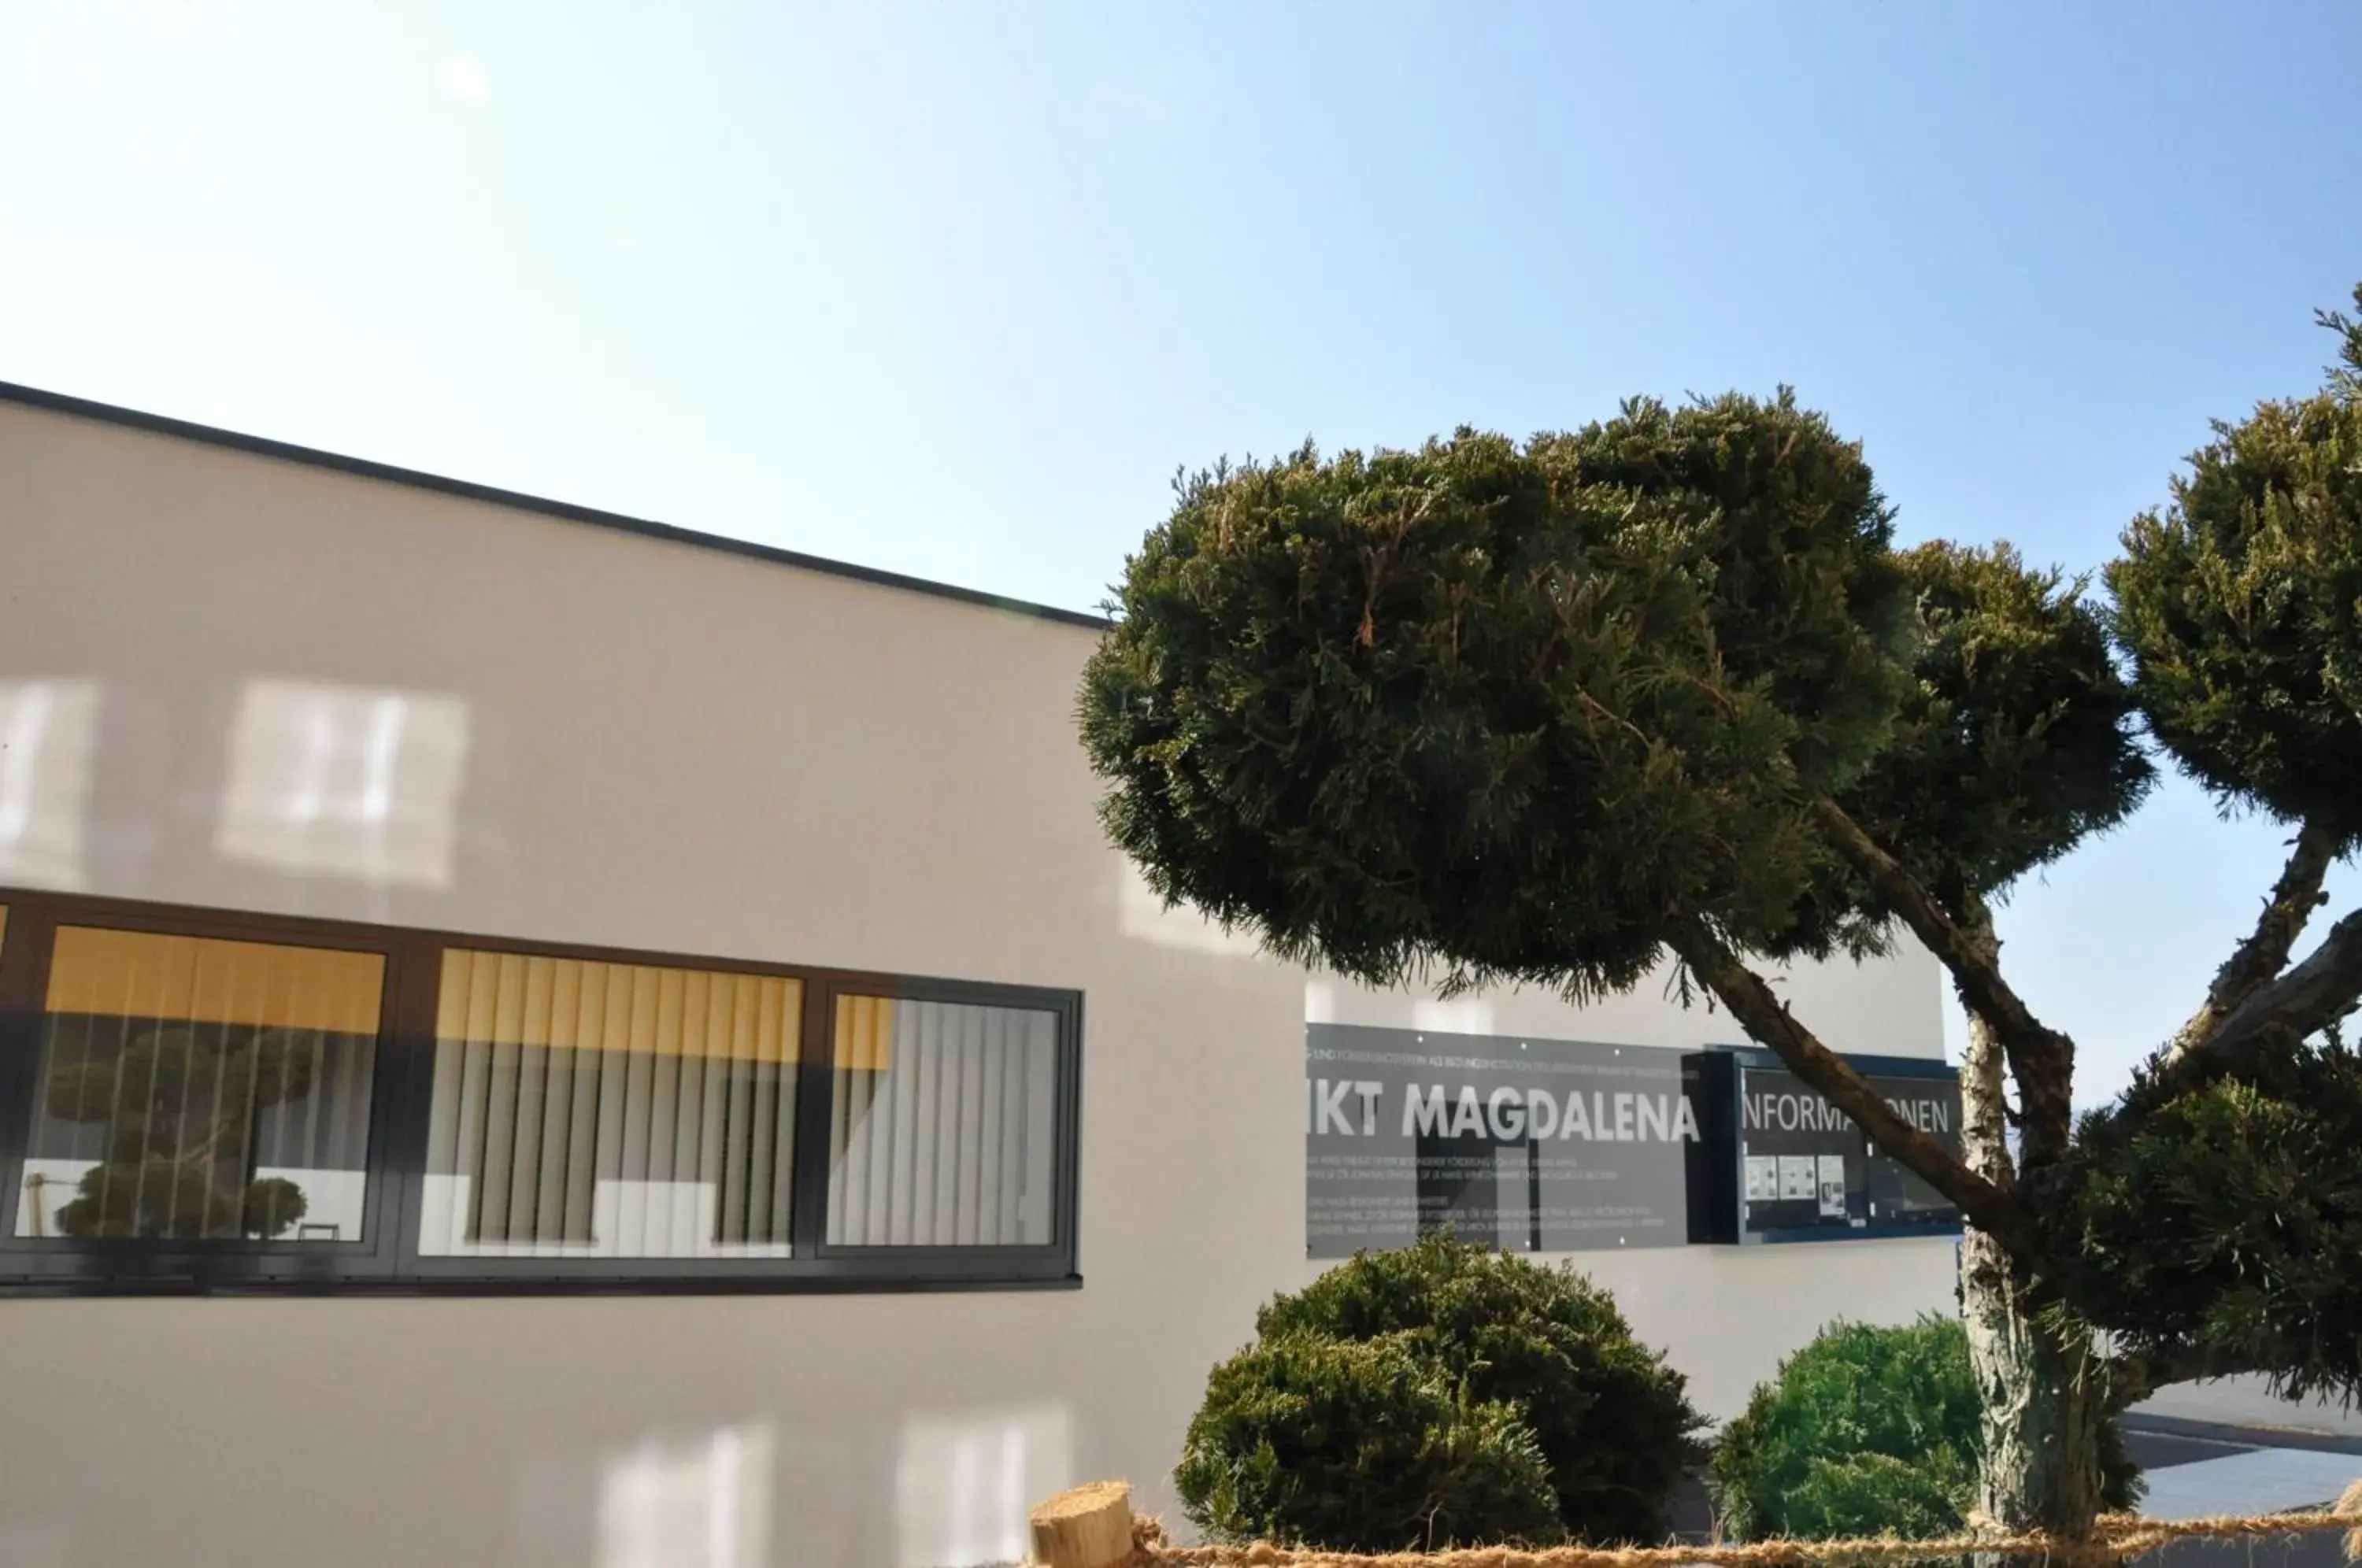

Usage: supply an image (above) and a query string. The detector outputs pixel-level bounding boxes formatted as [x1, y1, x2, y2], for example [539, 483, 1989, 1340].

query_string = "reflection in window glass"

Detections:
[827, 996, 1057, 1248]
[17, 926, 382, 1241]
[420, 951, 801, 1259]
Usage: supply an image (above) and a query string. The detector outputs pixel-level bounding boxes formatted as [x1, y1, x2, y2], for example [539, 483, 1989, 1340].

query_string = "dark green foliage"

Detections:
[1846, 543, 2155, 914]
[2317, 281, 2362, 396]
[1540, 397, 1913, 793]
[1175, 1233, 1705, 1550]
[1172, 1332, 1564, 1553]
[2057, 286, 2362, 1395]
[1080, 393, 1911, 1003]
[1079, 390, 2151, 1008]
[2053, 1034, 2362, 1404]
[45, 1024, 316, 1241]
[1709, 1318, 2140, 1542]
[2106, 301, 2362, 850]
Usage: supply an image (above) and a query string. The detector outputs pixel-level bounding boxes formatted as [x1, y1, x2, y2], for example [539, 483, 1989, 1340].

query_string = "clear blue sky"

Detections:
[5, 1, 2357, 1104]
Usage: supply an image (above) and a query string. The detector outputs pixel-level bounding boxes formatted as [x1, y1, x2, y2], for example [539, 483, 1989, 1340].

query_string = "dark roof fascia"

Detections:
[0, 379, 1113, 634]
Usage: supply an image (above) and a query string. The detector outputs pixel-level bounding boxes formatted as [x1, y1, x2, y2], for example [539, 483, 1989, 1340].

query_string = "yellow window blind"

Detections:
[420, 949, 801, 1258]
[46, 926, 383, 1034]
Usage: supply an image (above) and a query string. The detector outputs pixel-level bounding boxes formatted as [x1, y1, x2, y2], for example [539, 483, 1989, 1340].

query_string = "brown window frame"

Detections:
[0, 888, 1083, 1296]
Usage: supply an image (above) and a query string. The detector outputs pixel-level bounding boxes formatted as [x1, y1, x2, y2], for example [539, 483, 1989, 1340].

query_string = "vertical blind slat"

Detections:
[591, 969, 631, 1257]
[902, 1003, 931, 1245]
[997, 1011, 1023, 1242]
[745, 1048, 775, 1244]
[685, 974, 719, 1252]
[720, 978, 754, 1247]
[453, 957, 496, 1250]
[617, 971, 655, 1256]
[765, 974, 794, 1247]
[561, 964, 603, 1246]
[957, 1008, 984, 1246]
[476, 955, 524, 1242]
[528, 963, 569, 1241]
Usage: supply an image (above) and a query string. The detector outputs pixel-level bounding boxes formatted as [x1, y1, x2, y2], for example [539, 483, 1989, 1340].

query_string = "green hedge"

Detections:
[1709, 1316, 2142, 1541]
[1175, 1233, 1705, 1552]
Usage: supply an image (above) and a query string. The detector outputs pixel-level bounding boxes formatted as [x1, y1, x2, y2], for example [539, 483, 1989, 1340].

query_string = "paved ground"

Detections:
[2130, 1378, 2362, 1441]
[2117, 1411, 2360, 1568]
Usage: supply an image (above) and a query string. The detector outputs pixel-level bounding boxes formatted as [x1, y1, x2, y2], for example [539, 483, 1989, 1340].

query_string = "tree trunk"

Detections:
[1961, 1220, 2107, 1548]
[1957, 915, 2105, 1562]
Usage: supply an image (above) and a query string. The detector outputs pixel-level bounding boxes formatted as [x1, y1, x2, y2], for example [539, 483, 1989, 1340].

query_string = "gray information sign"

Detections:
[1734, 1063, 1962, 1240]
[1305, 1023, 1702, 1259]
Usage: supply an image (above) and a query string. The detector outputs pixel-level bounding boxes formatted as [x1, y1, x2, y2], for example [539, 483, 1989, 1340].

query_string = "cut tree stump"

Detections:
[1029, 1480, 1134, 1568]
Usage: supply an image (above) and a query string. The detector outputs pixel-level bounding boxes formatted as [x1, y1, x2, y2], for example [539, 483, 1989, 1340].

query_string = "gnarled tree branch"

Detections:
[2171, 820, 2342, 1063]
[2191, 907, 2362, 1065]
[2101, 1341, 2260, 1414]
[1809, 795, 2078, 1168]
[1668, 919, 2040, 1259]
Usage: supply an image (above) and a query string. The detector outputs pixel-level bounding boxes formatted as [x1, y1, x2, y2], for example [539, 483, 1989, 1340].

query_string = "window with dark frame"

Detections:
[0, 889, 1083, 1294]
[18, 925, 383, 1245]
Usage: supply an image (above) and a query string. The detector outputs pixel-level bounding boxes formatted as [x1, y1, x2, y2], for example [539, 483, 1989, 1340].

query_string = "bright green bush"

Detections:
[1709, 1317, 2142, 1542]
[1175, 1233, 1705, 1551]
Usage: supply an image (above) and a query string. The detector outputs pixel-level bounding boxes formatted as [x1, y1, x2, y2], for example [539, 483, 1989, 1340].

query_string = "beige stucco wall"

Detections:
[0, 397, 1954, 1568]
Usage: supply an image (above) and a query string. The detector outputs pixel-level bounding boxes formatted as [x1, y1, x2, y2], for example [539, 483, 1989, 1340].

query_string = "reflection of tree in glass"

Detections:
[43, 1024, 315, 1240]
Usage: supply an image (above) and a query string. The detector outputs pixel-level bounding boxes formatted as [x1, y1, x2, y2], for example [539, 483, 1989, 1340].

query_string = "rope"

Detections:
[1125, 1508, 2362, 1568]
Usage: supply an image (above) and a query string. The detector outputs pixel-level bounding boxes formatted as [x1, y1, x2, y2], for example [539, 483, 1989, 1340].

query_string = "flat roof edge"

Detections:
[0, 379, 1114, 634]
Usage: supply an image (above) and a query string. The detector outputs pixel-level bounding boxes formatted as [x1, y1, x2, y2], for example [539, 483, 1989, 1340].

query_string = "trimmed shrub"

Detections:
[1709, 1316, 2142, 1542]
[1175, 1233, 1705, 1551]
[1172, 1332, 1563, 1552]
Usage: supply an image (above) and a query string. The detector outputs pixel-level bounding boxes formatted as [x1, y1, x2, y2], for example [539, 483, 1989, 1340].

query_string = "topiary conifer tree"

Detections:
[1079, 284, 2362, 1551]
[43, 1023, 315, 1241]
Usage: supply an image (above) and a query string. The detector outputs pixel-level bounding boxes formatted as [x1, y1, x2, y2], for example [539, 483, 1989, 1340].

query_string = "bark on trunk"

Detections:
[1957, 916, 2105, 1563]
[1962, 1221, 2107, 1548]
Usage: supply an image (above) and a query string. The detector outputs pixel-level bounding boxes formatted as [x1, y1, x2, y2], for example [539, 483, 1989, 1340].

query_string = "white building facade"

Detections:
[0, 384, 1957, 1568]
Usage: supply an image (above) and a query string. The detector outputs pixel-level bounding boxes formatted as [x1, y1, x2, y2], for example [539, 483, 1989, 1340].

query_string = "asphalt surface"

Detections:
[2118, 1414, 2358, 1568]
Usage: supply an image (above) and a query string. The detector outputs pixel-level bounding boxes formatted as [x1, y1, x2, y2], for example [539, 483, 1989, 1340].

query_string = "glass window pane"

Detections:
[18, 926, 383, 1242]
[826, 995, 1057, 1248]
[418, 950, 801, 1259]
